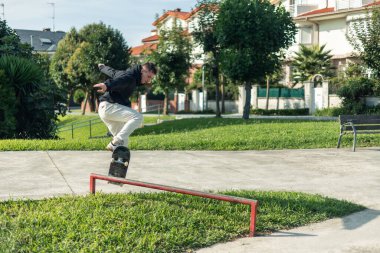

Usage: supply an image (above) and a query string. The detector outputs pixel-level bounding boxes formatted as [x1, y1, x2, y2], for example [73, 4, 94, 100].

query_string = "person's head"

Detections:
[141, 62, 157, 86]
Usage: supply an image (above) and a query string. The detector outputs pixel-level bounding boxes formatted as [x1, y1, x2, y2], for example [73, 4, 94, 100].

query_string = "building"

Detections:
[131, 8, 208, 113]
[15, 28, 65, 56]
[131, 8, 204, 64]
[271, 0, 380, 86]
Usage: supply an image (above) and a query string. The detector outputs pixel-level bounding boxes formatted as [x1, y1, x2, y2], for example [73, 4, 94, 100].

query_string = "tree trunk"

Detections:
[138, 92, 142, 113]
[67, 89, 73, 112]
[82, 91, 89, 115]
[221, 75, 226, 114]
[184, 91, 190, 112]
[265, 77, 270, 110]
[243, 81, 251, 120]
[89, 89, 96, 112]
[163, 89, 169, 115]
[213, 64, 221, 117]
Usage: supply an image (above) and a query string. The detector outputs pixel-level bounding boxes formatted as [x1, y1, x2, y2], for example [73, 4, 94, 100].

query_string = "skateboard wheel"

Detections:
[124, 161, 129, 166]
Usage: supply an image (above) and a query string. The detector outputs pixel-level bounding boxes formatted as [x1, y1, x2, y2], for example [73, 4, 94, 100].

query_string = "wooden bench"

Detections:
[337, 115, 380, 151]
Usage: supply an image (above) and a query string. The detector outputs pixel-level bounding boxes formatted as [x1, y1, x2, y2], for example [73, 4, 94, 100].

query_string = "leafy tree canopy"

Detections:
[347, 6, 380, 77]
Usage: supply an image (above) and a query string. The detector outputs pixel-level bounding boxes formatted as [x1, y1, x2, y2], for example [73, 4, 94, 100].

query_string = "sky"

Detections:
[2, 0, 197, 47]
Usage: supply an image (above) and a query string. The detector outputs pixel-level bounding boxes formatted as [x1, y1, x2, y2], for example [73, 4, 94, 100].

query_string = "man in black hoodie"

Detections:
[93, 62, 157, 151]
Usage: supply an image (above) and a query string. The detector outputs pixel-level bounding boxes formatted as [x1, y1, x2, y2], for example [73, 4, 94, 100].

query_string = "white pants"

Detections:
[98, 101, 143, 147]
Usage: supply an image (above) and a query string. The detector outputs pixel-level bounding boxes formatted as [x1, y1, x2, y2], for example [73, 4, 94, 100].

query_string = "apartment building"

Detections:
[271, 0, 380, 86]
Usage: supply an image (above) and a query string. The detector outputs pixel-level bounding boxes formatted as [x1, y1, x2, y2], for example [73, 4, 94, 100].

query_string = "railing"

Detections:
[90, 173, 259, 237]
[336, 0, 373, 10]
[57, 118, 106, 139]
[288, 0, 374, 16]
[143, 104, 162, 115]
[58, 105, 164, 139]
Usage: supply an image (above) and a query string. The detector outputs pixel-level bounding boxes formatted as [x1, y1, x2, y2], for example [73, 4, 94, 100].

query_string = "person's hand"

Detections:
[98, 63, 105, 69]
[93, 83, 107, 93]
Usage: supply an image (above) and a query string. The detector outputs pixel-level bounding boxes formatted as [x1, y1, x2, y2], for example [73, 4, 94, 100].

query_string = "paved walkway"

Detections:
[1, 148, 379, 252]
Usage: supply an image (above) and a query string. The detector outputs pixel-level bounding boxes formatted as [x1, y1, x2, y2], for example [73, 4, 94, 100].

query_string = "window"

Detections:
[40, 38, 52, 44]
[299, 26, 312, 44]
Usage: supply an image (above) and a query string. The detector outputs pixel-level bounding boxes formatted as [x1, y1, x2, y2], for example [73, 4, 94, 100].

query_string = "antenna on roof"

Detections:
[0, 3, 5, 20]
[47, 2, 55, 31]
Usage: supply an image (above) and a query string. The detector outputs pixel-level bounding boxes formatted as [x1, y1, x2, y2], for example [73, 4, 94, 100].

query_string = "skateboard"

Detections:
[108, 146, 130, 185]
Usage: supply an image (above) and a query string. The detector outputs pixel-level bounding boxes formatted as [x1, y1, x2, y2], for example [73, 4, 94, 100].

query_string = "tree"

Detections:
[0, 70, 16, 137]
[347, 6, 380, 77]
[0, 20, 33, 57]
[292, 44, 333, 85]
[216, 0, 296, 119]
[50, 23, 131, 114]
[150, 21, 192, 115]
[192, 0, 222, 117]
[50, 28, 80, 112]
[0, 20, 65, 139]
[0, 56, 59, 138]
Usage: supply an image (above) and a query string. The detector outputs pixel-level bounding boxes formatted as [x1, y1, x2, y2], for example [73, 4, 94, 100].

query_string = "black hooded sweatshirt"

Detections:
[98, 65, 142, 107]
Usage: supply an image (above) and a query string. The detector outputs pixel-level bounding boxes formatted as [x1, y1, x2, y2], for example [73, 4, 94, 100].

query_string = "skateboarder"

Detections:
[93, 62, 157, 151]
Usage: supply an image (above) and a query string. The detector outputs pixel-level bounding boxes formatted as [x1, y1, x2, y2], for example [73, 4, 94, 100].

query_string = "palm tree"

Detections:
[0, 55, 57, 138]
[292, 44, 333, 86]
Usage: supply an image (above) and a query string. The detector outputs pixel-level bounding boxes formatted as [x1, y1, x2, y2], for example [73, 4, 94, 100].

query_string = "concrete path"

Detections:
[0, 148, 379, 252]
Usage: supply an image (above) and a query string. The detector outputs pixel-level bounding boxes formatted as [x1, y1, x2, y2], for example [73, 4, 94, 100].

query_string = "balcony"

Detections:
[335, 0, 374, 10]
[287, 0, 375, 17]
[288, 0, 323, 17]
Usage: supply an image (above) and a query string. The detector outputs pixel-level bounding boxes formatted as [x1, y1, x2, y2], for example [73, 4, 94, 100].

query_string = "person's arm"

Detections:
[93, 83, 107, 93]
[98, 63, 118, 78]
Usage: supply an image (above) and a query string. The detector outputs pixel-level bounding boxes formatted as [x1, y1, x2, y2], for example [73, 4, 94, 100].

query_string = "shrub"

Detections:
[337, 77, 374, 114]
[0, 56, 60, 139]
[0, 70, 16, 138]
[73, 89, 85, 104]
[251, 108, 309, 116]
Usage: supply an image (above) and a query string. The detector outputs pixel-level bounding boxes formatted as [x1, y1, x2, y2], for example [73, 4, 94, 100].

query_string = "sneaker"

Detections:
[106, 139, 124, 152]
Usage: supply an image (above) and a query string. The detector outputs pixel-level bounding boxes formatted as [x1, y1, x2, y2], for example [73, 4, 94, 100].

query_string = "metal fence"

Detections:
[58, 104, 163, 139]
[57, 118, 106, 139]
[258, 87, 304, 98]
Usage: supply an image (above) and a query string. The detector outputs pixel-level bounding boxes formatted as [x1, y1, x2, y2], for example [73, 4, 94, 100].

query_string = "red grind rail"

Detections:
[90, 173, 258, 237]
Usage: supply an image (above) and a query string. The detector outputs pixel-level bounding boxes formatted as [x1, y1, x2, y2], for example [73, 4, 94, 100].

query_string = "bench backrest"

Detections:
[339, 115, 380, 131]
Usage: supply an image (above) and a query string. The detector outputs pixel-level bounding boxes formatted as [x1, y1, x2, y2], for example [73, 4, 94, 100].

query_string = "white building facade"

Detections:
[272, 0, 379, 86]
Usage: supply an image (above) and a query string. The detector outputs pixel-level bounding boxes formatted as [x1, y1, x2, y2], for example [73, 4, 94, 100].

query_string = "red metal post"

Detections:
[249, 202, 258, 237]
[90, 175, 96, 194]
[89, 173, 258, 237]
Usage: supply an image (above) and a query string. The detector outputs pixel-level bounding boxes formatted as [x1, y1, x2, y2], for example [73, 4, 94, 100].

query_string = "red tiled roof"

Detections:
[130, 43, 157, 56]
[142, 34, 159, 43]
[152, 10, 190, 26]
[185, 4, 219, 20]
[297, 7, 334, 17]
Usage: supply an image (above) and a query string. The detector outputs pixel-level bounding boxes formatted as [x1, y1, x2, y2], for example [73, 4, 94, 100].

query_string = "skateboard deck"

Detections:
[108, 146, 130, 185]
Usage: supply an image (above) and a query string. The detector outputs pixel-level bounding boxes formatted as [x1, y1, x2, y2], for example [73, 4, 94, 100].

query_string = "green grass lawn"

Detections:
[0, 191, 364, 253]
[1, 116, 379, 151]
[0, 115, 371, 251]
